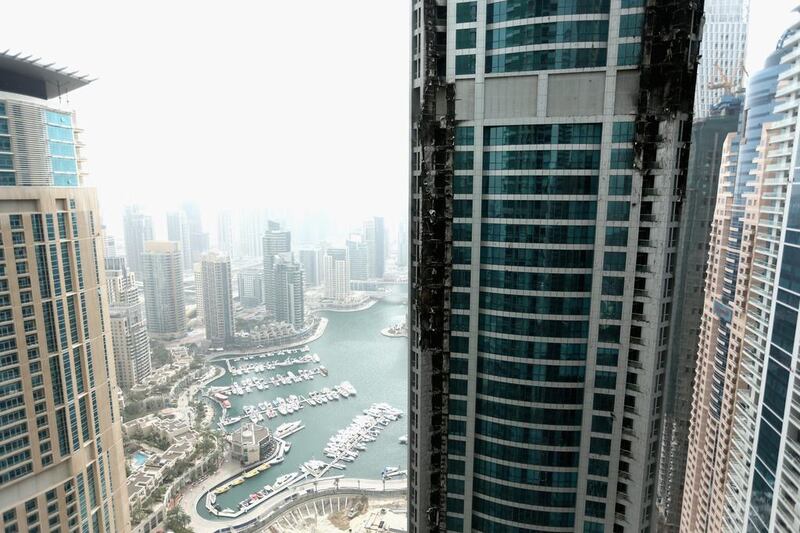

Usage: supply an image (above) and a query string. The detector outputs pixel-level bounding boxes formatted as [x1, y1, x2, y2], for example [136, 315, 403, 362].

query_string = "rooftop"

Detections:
[0, 51, 92, 100]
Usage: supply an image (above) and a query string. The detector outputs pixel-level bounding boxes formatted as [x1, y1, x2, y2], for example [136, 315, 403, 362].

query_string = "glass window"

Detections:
[483, 175, 598, 195]
[607, 201, 630, 221]
[589, 437, 611, 455]
[619, 14, 644, 37]
[487, 48, 607, 74]
[612, 121, 635, 142]
[597, 347, 619, 366]
[609, 174, 632, 195]
[618, 42, 642, 66]
[488, 0, 611, 23]
[455, 2, 477, 23]
[603, 252, 626, 271]
[600, 301, 623, 319]
[455, 126, 474, 146]
[454, 151, 474, 170]
[486, 20, 609, 49]
[605, 226, 628, 246]
[456, 29, 476, 49]
[598, 324, 620, 343]
[455, 54, 476, 75]
[610, 148, 635, 169]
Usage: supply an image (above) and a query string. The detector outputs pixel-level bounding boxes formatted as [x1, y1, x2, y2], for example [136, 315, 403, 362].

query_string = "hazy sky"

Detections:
[0, 1, 794, 239]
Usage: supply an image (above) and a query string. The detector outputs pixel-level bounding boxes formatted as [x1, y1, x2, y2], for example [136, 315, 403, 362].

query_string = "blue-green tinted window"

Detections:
[453, 222, 472, 240]
[585, 500, 606, 518]
[45, 111, 71, 127]
[589, 437, 611, 454]
[605, 226, 628, 246]
[595, 371, 616, 390]
[481, 247, 593, 268]
[621, 0, 646, 6]
[612, 121, 635, 142]
[475, 418, 581, 446]
[0, 137, 10, 152]
[456, 54, 476, 75]
[478, 358, 585, 384]
[454, 151, 474, 170]
[585, 521, 605, 533]
[479, 314, 588, 338]
[452, 314, 470, 332]
[592, 415, 613, 433]
[447, 516, 464, 531]
[480, 270, 592, 292]
[455, 126, 474, 146]
[473, 471, 578, 500]
[478, 336, 587, 360]
[0, 154, 13, 170]
[609, 174, 632, 195]
[588, 459, 609, 476]
[618, 42, 642, 66]
[449, 418, 467, 436]
[485, 123, 602, 145]
[456, 29, 477, 49]
[587, 479, 608, 498]
[487, 20, 608, 49]
[454, 176, 473, 194]
[451, 335, 469, 353]
[48, 142, 75, 157]
[453, 269, 471, 287]
[483, 199, 597, 219]
[597, 347, 619, 366]
[484, 150, 601, 170]
[0, 118, 8, 135]
[476, 439, 579, 467]
[603, 252, 626, 271]
[449, 439, 466, 456]
[0, 172, 14, 185]
[600, 301, 622, 319]
[52, 158, 77, 173]
[451, 378, 467, 395]
[619, 14, 644, 37]
[0, 103, 5, 116]
[487, 0, 610, 22]
[478, 399, 582, 424]
[607, 201, 630, 221]
[482, 223, 595, 244]
[46, 126, 73, 143]
[483, 175, 598, 194]
[602, 277, 624, 296]
[598, 324, 620, 343]
[451, 357, 468, 376]
[453, 247, 471, 264]
[487, 48, 607, 74]
[454, 199, 472, 217]
[456, 2, 477, 22]
[611, 148, 635, 169]
[481, 292, 591, 315]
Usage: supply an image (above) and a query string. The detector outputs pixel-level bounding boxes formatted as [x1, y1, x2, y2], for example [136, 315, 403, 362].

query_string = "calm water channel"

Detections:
[198, 284, 408, 519]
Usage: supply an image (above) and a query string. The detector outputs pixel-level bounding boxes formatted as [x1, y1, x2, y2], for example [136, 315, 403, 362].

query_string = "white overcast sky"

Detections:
[0, 1, 795, 238]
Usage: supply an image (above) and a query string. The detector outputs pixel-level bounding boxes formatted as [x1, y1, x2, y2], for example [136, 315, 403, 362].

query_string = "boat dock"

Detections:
[226, 350, 321, 376]
[237, 382, 357, 423]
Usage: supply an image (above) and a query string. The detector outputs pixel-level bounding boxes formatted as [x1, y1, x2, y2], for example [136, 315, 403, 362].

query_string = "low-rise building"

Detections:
[230, 423, 276, 465]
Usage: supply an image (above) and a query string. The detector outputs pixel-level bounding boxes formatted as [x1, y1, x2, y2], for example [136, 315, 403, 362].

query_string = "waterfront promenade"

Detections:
[182, 476, 406, 532]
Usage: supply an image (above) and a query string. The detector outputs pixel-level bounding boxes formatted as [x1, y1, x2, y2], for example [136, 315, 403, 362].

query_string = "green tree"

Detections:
[164, 507, 193, 533]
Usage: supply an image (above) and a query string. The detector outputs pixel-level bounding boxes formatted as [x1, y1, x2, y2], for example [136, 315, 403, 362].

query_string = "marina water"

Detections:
[198, 284, 409, 519]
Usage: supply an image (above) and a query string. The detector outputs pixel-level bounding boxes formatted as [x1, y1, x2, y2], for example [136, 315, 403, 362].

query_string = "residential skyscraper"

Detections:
[397, 221, 408, 268]
[166, 210, 192, 270]
[201, 252, 235, 346]
[298, 248, 321, 288]
[237, 267, 263, 307]
[193, 262, 204, 321]
[409, 2, 703, 532]
[0, 53, 129, 531]
[183, 202, 208, 263]
[347, 236, 369, 281]
[683, 21, 800, 533]
[694, 0, 750, 119]
[122, 205, 153, 276]
[262, 229, 291, 315]
[106, 257, 152, 390]
[142, 241, 186, 338]
[273, 253, 305, 330]
[323, 248, 349, 301]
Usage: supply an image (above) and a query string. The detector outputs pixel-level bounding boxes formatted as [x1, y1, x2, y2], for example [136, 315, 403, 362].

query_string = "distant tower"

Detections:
[194, 262, 204, 321]
[237, 267, 263, 307]
[166, 211, 192, 270]
[106, 257, 152, 389]
[694, 0, 750, 118]
[262, 229, 291, 315]
[273, 253, 305, 330]
[323, 248, 349, 301]
[123, 205, 153, 276]
[364, 216, 385, 278]
[298, 248, 321, 287]
[183, 202, 208, 263]
[217, 210, 234, 256]
[346, 236, 369, 281]
[201, 252, 235, 346]
[142, 241, 186, 338]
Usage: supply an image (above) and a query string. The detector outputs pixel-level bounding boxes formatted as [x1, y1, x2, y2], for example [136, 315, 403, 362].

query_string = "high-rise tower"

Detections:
[262, 229, 291, 315]
[0, 52, 129, 532]
[409, 2, 704, 532]
[200, 252, 235, 346]
[166, 211, 192, 270]
[694, 0, 750, 119]
[106, 257, 152, 390]
[273, 253, 305, 330]
[122, 205, 153, 277]
[142, 241, 186, 339]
